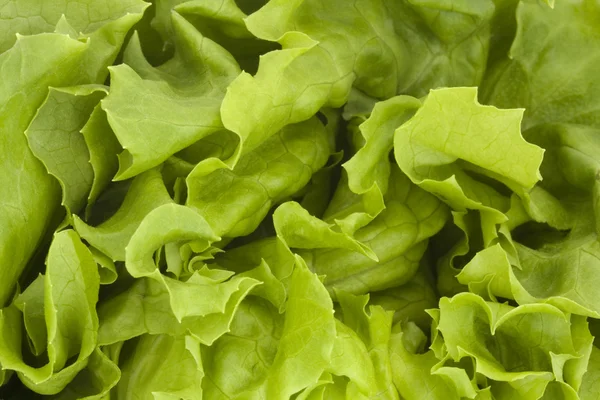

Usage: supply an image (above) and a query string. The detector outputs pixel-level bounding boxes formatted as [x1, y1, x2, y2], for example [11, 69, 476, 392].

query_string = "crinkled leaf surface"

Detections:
[0, 230, 99, 394]
[102, 12, 241, 180]
[25, 85, 107, 215]
[1, 0, 600, 398]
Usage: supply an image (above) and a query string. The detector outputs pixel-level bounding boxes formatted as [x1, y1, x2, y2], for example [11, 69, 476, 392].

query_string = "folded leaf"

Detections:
[52, 348, 121, 400]
[344, 95, 421, 195]
[102, 12, 241, 180]
[482, 0, 600, 133]
[115, 334, 204, 400]
[435, 292, 592, 396]
[336, 291, 399, 399]
[274, 201, 378, 261]
[187, 116, 332, 237]
[394, 87, 544, 207]
[201, 257, 337, 398]
[0, 0, 147, 55]
[73, 168, 173, 261]
[389, 322, 478, 400]
[25, 85, 108, 216]
[0, 230, 100, 394]
[369, 266, 438, 332]
[0, 33, 86, 306]
[299, 166, 447, 296]
[80, 103, 122, 216]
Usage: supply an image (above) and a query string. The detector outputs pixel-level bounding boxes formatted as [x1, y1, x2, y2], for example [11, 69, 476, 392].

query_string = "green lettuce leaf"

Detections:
[481, 0, 600, 235]
[482, 0, 600, 133]
[298, 166, 447, 296]
[80, 103, 122, 217]
[201, 257, 337, 398]
[435, 292, 592, 396]
[2, 0, 600, 398]
[102, 11, 240, 180]
[200, 297, 284, 398]
[579, 346, 600, 400]
[459, 238, 600, 319]
[52, 348, 121, 400]
[114, 334, 204, 400]
[25, 85, 108, 216]
[344, 95, 421, 196]
[394, 86, 544, 209]
[0, 230, 100, 394]
[389, 321, 478, 400]
[0, 32, 86, 306]
[0, 0, 148, 54]
[73, 169, 173, 261]
[0, 0, 145, 305]
[187, 116, 332, 238]
[336, 291, 399, 399]
[245, 0, 495, 99]
[369, 266, 438, 332]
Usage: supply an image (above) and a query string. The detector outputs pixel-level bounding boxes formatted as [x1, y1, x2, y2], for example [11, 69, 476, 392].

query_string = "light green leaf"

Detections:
[321, 172, 386, 237]
[201, 297, 284, 398]
[394, 87, 544, 209]
[389, 322, 476, 400]
[102, 12, 240, 180]
[299, 166, 447, 296]
[51, 348, 121, 400]
[327, 320, 376, 397]
[187, 116, 332, 238]
[89, 247, 117, 285]
[265, 257, 336, 399]
[369, 266, 438, 332]
[300, 150, 344, 219]
[579, 346, 600, 400]
[14, 276, 46, 357]
[80, 103, 122, 217]
[125, 203, 220, 280]
[0, 1, 146, 305]
[482, 0, 600, 133]
[482, 0, 600, 230]
[0, 0, 148, 54]
[434, 209, 487, 297]
[564, 316, 594, 393]
[238, 260, 287, 312]
[245, 0, 494, 99]
[98, 199, 259, 345]
[514, 236, 600, 318]
[216, 237, 297, 289]
[458, 238, 600, 319]
[0, 230, 100, 395]
[384, 0, 496, 96]
[73, 168, 173, 261]
[98, 270, 259, 347]
[274, 201, 378, 261]
[25, 85, 107, 216]
[97, 278, 181, 345]
[173, 0, 278, 73]
[200, 257, 337, 399]
[115, 334, 204, 400]
[0, 32, 87, 306]
[220, 31, 352, 160]
[344, 95, 421, 196]
[436, 292, 583, 388]
[336, 291, 400, 399]
[245, 0, 399, 98]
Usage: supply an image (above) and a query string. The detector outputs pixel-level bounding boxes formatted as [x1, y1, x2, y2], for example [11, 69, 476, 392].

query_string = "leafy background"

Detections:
[0, 0, 599, 399]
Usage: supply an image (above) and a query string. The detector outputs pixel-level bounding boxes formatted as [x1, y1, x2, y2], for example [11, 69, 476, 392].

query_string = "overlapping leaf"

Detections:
[1, 0, 599, 399]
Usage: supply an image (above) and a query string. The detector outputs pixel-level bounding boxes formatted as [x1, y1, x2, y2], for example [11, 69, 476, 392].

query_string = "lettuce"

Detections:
[1, 0, 599, 399]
